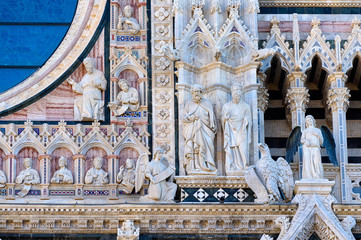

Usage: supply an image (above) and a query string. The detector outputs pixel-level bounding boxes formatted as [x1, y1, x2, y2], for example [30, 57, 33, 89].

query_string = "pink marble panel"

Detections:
[84, 147, 108, 172]
[258, 21, 352, 34]
[50, 148, 74, 177]
[16, 147, 39, 175]
[118, 147, 139, 167]
[0, 149, 5, 172]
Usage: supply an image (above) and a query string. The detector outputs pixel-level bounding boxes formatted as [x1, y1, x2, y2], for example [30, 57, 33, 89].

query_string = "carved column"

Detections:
[39, 154, 51, 200]
[73, 154, 85, 200]
[5, 154, 16, 200]
[257, 87, 269, 144]
[327, 73, 350, 202]
[108, 154, 119, 200]
[152, 0, 175, 166]
[285, 72, 309, 179]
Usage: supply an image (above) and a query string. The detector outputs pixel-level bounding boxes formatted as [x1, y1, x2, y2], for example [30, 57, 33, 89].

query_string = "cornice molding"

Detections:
[259, 0, 361, 7]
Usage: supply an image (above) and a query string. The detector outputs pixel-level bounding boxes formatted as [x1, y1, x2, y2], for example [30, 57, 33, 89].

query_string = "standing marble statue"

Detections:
[85, 157, 109, 185]
[15, 158, 40, 197]
[286, 115, 338, 180]
[221, 83, 252, 173]
[108, 79, 139, 116]
[117, 5, 140, 34]
[68, 57, 107, 121]
[136, 149, 177, 203]
[0, 169, 6, 187]
[182, 84, 218, 175]
[51, 157, 73, 184]
[301, 115, 324, 179]
[117, 158, 136, 194]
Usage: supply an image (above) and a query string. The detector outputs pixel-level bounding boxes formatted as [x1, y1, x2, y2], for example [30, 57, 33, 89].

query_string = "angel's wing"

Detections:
[321, 125, 338, 167]
[135, 153, 149, 193]
[276, 157, 294, 202]
[285, 126, 302, 163]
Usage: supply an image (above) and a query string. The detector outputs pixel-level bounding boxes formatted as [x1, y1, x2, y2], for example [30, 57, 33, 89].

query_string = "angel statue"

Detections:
[245, 143, 294, 203]
[286, 115, 338, 180]
[135, 148, 177, 203]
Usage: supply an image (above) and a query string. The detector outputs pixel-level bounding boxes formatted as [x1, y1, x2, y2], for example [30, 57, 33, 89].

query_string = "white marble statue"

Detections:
[15, 158, 40, 197]
[301, 115, 324, 179]
[245, 143, 294, 203]
[221, 83, 252, 173]
[85, 157, 109, 185]
[117, 5, 140, 34]
[117, 158, 136, 194]
[51, 157, 73, 184]
[286, 115, 338, 180]
[0, 169, 6, 187]
[136, 149, 177, 203]
[182, 84, 218, 175]
[108, 79, 139, 116]
[68, 57, 107, 121]
[251, 48, 276, 62]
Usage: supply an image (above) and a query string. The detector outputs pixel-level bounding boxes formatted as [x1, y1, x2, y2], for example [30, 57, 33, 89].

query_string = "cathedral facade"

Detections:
[1, 0, 361, 239]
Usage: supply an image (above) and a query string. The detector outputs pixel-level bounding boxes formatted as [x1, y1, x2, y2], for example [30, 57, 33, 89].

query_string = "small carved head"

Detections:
[125, 159, 135, 169]
[83, 57, 94, 73]
[94, 157, 103, 170]
[191, 84, 204, 103]
[23, 158, 33, 169]
[231, 83, 243, 103]
[119, 79, 130, 92]
[305, 115, 316, 128]
[123, 5, 133, 18]
[59, 156, 67, 168]
[154, 147, 164, 161]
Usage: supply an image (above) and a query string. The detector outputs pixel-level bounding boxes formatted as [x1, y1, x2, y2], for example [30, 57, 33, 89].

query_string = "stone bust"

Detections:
[85, 157, 109, 185]
[51, 157, 74, 184]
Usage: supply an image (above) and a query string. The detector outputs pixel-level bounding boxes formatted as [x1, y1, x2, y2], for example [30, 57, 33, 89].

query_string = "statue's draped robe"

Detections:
[16, 168, 40, 185]
[51, 168, 73, 184]
[85, 167, 108, 185]
[119, 17, 140, 33]
[221, 100, 252, 171]
[301, 126, 324, 179]
[0, 170, 6, 187]
[141, 158, 176, 202]
[116, 87, 139, 115]
[182, 98, 217, 174]
[117, 168, 135, 194]
[72, 69, 107, 121]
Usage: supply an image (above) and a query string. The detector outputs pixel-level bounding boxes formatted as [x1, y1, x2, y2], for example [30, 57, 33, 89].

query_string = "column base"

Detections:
[294, 179, 335, 196]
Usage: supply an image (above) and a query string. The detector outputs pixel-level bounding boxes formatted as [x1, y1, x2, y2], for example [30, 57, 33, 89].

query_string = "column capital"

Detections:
[327, 87, 350, 112]
[72, 154, 85, 160]
[5, 154, 17, 160]
[327, 72, 347, 88]
[38, 154, 51, 161]
[285, 87, 310, 112]
[287, 72, 307, 88]
[258, 87, 269, 112]
[108, 154, 120, 160]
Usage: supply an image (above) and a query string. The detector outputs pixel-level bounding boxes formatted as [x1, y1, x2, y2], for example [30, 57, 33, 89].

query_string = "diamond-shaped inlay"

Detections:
[233, 189, 248, 202]
[181, 189, 189, 202]
[193, 188, 208, 202]
[213, 188, 229, 201]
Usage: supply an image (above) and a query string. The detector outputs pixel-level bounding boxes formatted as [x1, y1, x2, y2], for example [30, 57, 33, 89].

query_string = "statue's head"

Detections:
[231, 83, 243, 103]
[123, 5, 133, 18]
[154, 147, 164, 160]
[83, 57, 94, 74]
[118, 79, 130, 92]
[191, 84, 204, 103]
[305, 115, 316, 128]
[94, 157, 103, 170]
[23, 158, 32, 169]
[59, 156, 67, 167]
[125, 158, 134, 169]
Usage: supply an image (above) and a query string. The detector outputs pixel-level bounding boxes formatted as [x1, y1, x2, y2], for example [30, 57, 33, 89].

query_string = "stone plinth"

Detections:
[294, 179, 335, 196]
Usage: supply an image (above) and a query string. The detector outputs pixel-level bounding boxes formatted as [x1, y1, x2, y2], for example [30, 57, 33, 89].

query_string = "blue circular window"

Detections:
[0, 0, 78, 93]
